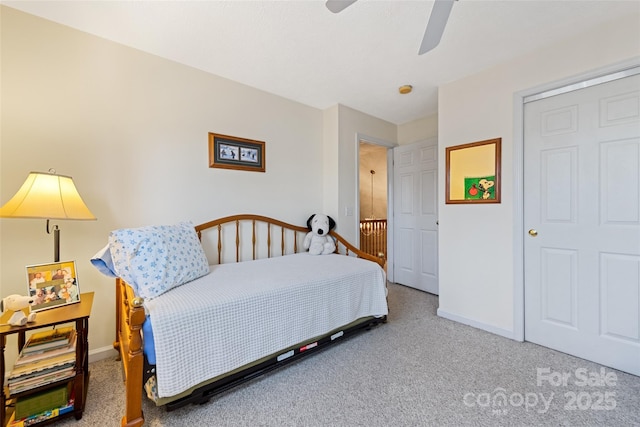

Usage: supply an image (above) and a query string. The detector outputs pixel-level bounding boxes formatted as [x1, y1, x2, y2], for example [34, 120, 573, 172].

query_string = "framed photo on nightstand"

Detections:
[26, 260, 81, 312]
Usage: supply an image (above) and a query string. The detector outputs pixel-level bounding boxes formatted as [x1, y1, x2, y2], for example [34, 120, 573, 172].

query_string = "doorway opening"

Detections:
[358, 142, 388, 261]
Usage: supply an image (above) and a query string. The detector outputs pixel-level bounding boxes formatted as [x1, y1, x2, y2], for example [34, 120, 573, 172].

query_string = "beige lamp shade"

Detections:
[0, 171, 96, 220]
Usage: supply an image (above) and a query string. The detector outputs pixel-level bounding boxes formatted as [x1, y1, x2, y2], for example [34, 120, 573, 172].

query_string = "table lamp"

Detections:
[0, 169, 96, 262]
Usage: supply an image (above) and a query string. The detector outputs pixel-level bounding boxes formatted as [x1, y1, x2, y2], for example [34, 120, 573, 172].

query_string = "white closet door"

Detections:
[524, 73, 640, 376]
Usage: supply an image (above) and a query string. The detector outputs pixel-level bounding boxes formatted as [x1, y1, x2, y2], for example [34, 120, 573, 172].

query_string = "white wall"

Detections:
[437, 12, 640, 337]
[9, 3, 635, 370]
[397, 114, 438, 145]
[333, 105, 397, 243]
[322, 106, 340, 220]
[0, 7, 399, 366]
[0, 7, 325, 362]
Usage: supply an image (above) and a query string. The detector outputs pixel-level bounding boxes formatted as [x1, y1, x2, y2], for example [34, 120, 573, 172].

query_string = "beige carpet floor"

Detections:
[56, 283, 640, 426]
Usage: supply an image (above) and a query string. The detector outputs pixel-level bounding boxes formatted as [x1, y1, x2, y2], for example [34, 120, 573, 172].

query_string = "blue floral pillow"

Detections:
[108, 221, 210, 300]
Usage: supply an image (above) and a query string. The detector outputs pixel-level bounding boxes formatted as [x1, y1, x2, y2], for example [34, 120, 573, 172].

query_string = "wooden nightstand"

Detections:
[0, 292, 93, 426]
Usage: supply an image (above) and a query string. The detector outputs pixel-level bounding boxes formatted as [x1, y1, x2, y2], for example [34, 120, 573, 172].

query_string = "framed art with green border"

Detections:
[445, 138, 501, 204]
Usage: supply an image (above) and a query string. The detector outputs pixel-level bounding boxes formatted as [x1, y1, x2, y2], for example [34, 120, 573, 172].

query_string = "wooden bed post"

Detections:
[116, 278, 146, 427]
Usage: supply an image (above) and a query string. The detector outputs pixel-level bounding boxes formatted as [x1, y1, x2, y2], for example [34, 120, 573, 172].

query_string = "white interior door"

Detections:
[524, 72, 640, 376]
[393, 139, 438, 294]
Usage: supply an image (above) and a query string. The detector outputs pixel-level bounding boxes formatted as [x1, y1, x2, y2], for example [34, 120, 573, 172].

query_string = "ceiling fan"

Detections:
[325, 0, 456, 55]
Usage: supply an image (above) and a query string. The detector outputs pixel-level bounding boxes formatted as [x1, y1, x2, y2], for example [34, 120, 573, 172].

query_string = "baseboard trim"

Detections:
[437, 308, 516, 340]
[89, 345, 118, 363]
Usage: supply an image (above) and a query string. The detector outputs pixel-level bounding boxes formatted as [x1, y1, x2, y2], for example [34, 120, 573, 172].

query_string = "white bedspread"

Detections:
[144, 252, 388, 398]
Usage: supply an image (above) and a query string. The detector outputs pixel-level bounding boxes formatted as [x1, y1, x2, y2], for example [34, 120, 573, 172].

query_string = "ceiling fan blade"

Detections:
[418, 0, 455, 55]
[326, 0, 358, 14]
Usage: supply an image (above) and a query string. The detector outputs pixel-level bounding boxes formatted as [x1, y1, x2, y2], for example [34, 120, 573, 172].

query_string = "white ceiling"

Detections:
[4, 0, 639, 125]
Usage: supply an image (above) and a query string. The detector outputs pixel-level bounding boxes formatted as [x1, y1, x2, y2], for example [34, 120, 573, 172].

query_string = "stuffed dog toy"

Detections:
[303, 214, 337, 255]
[1, 294, 37, 326]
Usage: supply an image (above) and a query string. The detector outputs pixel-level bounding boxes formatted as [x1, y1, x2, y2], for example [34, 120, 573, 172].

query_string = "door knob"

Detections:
[528, 229, 538, 237]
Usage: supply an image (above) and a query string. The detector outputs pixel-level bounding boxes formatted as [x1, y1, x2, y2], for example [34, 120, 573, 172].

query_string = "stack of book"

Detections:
[7, 327, 77, 395]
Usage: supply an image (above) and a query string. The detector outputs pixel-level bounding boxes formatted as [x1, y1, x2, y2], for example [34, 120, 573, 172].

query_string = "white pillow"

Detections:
[90, 244, 117, 278]
[108, 221, 210, 300]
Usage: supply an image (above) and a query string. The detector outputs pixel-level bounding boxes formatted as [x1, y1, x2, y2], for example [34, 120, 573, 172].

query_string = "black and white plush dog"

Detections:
[303, 214, 336, 255]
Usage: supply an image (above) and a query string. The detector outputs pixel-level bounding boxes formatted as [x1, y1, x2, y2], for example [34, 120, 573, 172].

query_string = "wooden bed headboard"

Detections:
[194, 214, 384, 268]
